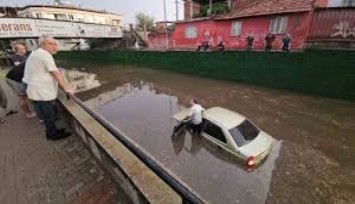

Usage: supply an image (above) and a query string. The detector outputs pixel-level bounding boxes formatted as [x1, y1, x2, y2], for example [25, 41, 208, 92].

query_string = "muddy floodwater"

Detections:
[61, 63, 355, 204]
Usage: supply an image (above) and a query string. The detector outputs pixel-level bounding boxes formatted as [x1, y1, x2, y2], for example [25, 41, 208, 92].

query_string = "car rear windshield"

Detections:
[229, 120, 260, 147]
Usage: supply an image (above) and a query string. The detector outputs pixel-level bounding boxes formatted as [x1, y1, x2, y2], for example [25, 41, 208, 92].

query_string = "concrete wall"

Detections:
[56, 50, 355, 101]
[57, 93, 184, 204]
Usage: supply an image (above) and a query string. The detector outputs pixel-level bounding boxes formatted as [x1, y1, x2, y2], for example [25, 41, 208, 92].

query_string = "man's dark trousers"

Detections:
[33, 100, 58, 137]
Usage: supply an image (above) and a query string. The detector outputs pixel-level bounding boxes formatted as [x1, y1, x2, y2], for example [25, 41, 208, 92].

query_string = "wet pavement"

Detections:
[0, 69, 132, 204]
[61, 64, 355, 204]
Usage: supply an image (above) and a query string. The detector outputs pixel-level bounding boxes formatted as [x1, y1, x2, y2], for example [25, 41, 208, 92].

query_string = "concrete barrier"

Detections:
[57, 92, 184, 204]
[57, 50, 355, 101]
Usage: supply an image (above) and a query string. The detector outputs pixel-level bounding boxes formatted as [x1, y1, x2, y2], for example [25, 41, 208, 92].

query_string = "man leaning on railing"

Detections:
[22, 35, 75, 141]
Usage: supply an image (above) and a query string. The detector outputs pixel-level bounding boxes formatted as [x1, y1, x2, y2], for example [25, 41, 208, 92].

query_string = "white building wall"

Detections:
[16, 6, 123, 51]
[17, 7, 123, 27]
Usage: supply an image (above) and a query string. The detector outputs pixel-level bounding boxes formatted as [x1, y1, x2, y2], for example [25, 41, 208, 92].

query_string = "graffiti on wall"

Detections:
[331, 21, 355, 38]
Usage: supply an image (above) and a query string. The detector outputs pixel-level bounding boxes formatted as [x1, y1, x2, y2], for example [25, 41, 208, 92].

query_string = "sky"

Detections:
[0, 0, 345, 25]
[0, 0, 185, 25]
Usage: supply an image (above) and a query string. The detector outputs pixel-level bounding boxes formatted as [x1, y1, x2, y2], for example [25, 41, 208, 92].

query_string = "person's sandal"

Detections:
[6, 110, 18, 116]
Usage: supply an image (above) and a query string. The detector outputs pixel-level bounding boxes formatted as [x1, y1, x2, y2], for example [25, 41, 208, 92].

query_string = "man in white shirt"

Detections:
[184, 99, 205, 134]
[23, 35, 73, 140]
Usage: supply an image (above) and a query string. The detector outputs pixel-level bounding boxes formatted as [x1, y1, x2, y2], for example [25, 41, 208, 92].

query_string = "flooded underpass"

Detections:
[61, 64, 355, 204]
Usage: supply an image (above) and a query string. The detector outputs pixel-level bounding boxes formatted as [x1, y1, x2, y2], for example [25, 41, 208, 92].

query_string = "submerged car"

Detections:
[173, 107, 274, 168]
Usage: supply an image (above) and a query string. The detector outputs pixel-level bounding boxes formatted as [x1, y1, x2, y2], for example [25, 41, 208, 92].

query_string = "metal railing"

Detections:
[66, 93, 205, 204]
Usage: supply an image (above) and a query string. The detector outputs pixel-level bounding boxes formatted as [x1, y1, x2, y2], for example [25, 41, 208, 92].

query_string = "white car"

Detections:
[173, 107, 274, 168]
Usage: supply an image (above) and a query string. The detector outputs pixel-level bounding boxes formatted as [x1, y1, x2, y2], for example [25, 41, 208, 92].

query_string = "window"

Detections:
[54, 13, 67, 20]
[270, 16, 288, 34]
[112, 19, 119, 26]
[68, 14, 74, 20]
[203, 120, 226, 143]
[185, 25, 197, 39]
[229, 120, 260, 147]
[231, 21, 242, 36]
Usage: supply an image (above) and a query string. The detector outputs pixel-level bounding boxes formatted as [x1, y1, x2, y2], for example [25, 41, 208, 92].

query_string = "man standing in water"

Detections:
[184, 99, 205, 134]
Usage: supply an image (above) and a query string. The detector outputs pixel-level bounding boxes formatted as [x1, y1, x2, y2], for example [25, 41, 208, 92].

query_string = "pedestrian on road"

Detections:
[246, 34, 254, 51]
[264, 33, 276, 51]
[0, 80, 19, 124]
[0, 83, 7, 123]
[5, 41, 37, 118]
[281, 34, 292, 51]
[23, 35, 74, 140]
[184, 99, 205, 135]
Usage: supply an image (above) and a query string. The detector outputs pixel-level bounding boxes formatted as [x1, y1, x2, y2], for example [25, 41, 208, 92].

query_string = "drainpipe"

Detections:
[175, 0, 179, 20]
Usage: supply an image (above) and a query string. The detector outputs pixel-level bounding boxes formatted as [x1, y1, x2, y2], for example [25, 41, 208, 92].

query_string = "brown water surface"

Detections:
[62, 64, 355, 204]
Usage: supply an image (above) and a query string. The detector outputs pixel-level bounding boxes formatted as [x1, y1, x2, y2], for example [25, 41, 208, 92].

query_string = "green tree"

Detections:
[135, 12, 155, 31]
[194, 2, 230, 18]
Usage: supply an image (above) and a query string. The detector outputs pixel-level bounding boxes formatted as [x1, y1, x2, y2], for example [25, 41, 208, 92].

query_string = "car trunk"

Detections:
[239, 132, 274, 163]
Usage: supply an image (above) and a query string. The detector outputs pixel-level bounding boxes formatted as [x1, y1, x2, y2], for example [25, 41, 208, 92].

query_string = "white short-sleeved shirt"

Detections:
[23, 48, 59, 101]
[188, 104, 205, 125]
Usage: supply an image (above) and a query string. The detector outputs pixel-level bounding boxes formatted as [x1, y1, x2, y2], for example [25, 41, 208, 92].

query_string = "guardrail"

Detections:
[66, 93, 205, 204]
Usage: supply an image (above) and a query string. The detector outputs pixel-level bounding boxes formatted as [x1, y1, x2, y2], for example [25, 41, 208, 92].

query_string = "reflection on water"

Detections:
[85, 83, 134, 110]
[61, 68, 101, 93]
[85, 80, 281, 204]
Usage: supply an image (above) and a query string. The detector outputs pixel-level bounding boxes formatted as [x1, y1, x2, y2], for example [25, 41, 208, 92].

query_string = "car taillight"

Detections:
[246, 156, 256, 168]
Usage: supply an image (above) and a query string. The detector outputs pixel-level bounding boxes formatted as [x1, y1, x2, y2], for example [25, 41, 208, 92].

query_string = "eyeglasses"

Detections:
[46, 41, 58, 46]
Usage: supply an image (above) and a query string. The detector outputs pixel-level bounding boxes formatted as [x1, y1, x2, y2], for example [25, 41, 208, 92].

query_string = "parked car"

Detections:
[173, 107, 274, 168]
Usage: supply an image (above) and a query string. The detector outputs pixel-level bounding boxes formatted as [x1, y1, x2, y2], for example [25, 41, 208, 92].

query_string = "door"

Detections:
[202, 119, 227, 148]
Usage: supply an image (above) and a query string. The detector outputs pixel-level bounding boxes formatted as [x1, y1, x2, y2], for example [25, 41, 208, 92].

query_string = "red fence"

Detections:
[308, 7, 355, 41]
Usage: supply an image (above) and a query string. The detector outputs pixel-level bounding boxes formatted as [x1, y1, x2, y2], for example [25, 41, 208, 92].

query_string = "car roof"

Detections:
[204, 107, 246, 129]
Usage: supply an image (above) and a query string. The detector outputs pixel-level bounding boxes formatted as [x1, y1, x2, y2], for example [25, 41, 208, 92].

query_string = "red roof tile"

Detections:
[218, 0, 316, 19]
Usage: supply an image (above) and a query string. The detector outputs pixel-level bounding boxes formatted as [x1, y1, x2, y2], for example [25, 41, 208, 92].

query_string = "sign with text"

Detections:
[0, 18, 123, 38]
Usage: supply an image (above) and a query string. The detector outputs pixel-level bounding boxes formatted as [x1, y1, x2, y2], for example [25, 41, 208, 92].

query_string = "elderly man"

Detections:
[6, 42, 36, 118]
[23, 35, 73, 140]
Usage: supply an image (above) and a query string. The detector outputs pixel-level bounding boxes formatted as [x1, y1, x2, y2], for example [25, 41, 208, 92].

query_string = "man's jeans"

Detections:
[33, 100, 58, 137]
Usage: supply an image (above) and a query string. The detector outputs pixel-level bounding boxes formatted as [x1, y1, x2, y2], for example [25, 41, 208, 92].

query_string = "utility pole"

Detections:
[175, 0, 179, 21]
[163, 0, 169, 50]
[209, 0, 213, 16]
[189, 0, 193, 19]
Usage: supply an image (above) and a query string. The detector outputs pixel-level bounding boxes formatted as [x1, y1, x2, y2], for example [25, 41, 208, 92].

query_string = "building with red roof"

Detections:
[171, 0, 328, 50]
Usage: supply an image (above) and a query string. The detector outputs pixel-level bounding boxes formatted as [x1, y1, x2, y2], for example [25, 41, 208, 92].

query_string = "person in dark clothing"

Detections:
[281, 34, 292, 51]
[0, 83, 8, 123]
[217, 40, 225, 51]
[246, 34, 254, 51]
[196, 40, 210, 51]
[264, 33, 276, 51]
[5, 42, 36, 118]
